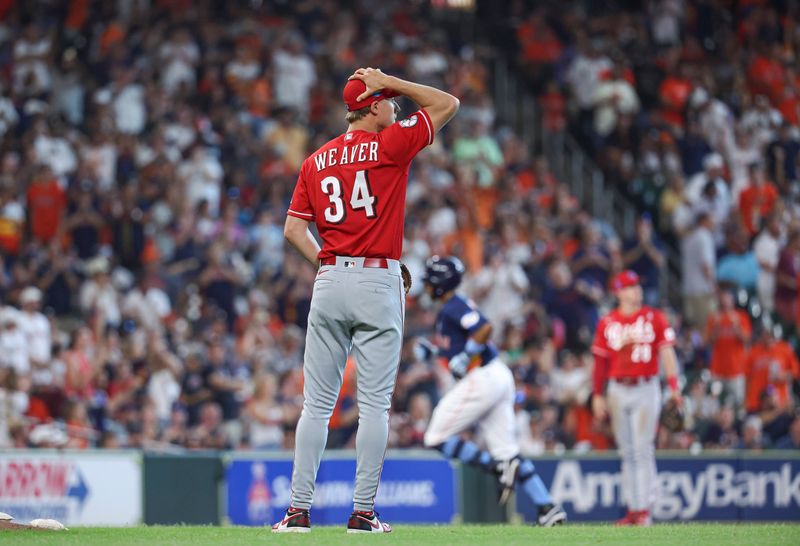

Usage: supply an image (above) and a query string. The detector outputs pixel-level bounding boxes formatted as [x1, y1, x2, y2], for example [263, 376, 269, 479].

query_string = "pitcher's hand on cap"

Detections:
[344, 68, 399, 110]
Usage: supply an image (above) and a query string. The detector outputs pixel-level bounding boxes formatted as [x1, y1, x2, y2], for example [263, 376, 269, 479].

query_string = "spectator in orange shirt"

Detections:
[744, 323, 800, 414]
[747, 45, 786, 104]
[658, 65, 692, 129]
[26, 166, 66, 244]
[517, 14, 562, 69]
[738, 162, 778, 237]
[705, 287, 752, 407]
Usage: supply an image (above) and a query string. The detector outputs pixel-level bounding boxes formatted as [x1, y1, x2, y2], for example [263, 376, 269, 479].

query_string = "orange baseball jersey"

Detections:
[591, 307, 676, 378]
[744, 340, 800, 413]
[287, 109, 434, 260]
[705, 310, 752, 378]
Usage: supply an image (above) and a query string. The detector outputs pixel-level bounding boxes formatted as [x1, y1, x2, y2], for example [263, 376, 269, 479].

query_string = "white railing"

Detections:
[491, 56, 680, 304]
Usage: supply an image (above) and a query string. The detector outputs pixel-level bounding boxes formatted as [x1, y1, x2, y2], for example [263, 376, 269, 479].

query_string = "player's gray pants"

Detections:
[607, 376, 661, 512]
[290, 256, 405, 512]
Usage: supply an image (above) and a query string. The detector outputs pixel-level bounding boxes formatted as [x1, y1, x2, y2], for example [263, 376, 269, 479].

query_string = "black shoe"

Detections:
[347, 510, 392, 533]
[538, 503, 567, 527]
[272, 507, 311, 533]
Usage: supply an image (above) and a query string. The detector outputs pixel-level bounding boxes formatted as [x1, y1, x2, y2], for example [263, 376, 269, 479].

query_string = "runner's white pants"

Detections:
[424, 358, 518, 461]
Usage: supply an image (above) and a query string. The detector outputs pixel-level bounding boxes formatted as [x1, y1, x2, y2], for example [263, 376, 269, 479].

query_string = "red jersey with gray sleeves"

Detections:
[287, 109, 434, 261]
[591, 307, 676, 378]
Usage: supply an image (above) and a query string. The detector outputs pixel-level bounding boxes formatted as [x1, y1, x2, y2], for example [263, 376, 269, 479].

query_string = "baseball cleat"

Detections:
[632, 510, 652, 527]
[615, 510, 638, 526]
[346, 510, 392, 533]
[537, 503, 567, 527]
[272, 507, 311, 533]
[497, 458, 520, 506]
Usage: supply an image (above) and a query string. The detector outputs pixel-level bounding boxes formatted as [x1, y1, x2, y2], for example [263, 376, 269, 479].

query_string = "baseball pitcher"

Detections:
[418, 256, 567, 527]
[273, 68, 459, 534]
[591, 270, 682, 526]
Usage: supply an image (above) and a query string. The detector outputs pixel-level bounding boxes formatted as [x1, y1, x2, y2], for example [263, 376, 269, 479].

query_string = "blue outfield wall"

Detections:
[6, 449, 794, 525]
[224, 451, 459, 525]
[516, 453, 800, 522]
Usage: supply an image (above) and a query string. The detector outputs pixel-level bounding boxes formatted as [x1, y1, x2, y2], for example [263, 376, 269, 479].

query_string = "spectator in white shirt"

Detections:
[0, 307, 29, 375]
[681, 212, 717, 327]
[225, 44, 261, 87]
[566, 38, 612, 111]
[409, 42, 449, 87]
[249, 209, 285, 274]
[271, 33, 316, 118]
[110, 67, 146, 135]
[163, 107, 197, 155]
[53, 48, 85, 126]
[13, 23, 52, 95]
[728, 125, 761, 204]
[591, 64, 640, 137]
[649, 0, 684, 46]
[686, 152, 728, 205]
[689, 87, 735, 159]
[122, 273, 172, 332]
[33, 125, 78, 177]
[179, 145, 223, 217]
[159, 28, 200, 95]
[16, 287, 51, 383]
[753, 215, 785, 314]
[82, 132, 118, 192]
[79, 257, 121, 327]
[551, 351, 590, 406]
[471, 249, 530, 342]
[740, 94, 783, 152]
[694, 179, 730, 249]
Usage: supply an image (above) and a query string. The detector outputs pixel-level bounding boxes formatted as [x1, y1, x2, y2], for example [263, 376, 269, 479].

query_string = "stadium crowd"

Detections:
[0, 0, 798, 455]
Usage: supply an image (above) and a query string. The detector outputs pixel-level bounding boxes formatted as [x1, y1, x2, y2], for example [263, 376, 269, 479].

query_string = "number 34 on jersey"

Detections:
[320, 169, 376, 223]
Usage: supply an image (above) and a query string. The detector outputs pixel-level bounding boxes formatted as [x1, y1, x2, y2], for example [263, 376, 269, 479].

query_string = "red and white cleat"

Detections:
[272, 507, 311, 533]
[631, 510, 652, 527]
[615, 510, 638, 526]
[616, 510, 652, 527]
[346, 510, 392, 534]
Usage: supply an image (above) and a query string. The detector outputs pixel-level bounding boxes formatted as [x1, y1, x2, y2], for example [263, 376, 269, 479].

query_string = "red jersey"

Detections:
[287, 109, 434, 260]
[705, 310, 751, 378]
[591, 307, 676, 378]
[27, 179, 66, 243]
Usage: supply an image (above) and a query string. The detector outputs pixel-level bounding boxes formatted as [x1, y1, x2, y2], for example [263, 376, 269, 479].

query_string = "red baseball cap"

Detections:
[611, 270, 640, 291]
[343, 79, 400, 111]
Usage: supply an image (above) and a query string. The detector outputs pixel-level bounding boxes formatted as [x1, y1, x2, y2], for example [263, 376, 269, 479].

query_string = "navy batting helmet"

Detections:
[422, 256, 464, 298]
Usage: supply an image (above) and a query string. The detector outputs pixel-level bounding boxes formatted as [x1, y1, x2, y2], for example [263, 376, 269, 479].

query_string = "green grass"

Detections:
[1, 524, 799, 546]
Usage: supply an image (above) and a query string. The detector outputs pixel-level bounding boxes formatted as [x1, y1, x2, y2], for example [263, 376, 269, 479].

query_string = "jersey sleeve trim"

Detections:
[419, 108, 434, 146]
[287, 208, 314, 219]
[591, 346, 610, 357]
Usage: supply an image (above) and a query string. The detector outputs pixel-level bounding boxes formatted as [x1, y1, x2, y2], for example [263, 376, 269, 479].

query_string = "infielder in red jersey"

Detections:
[273, 68, 459, 534]
[591, 270, 682, 527]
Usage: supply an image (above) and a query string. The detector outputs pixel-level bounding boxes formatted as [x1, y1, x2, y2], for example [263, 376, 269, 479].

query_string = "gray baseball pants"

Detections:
[607, 376, 661, 512]
[289, 256, 405, 512]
